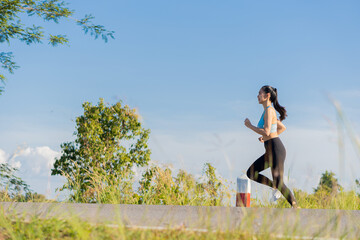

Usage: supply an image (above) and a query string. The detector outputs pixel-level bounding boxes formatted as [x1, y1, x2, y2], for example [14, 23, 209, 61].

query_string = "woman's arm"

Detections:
[262, 108, 273, 136]
[245, 121, 268, 135]
[244, 108, 274, 137]
[277, 120, 286, 135]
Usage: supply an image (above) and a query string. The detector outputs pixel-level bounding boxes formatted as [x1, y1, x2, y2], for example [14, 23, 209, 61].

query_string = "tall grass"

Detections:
[59, 162, 233, 206]
[138, 163, 232, 206]
[251, 188, 360, 210]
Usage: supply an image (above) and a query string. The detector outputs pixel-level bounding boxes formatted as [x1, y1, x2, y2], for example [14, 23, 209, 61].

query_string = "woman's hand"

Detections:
[244, 118, 252, 128]
[277, 119, 286, 135]
[258, 136, 264, 143]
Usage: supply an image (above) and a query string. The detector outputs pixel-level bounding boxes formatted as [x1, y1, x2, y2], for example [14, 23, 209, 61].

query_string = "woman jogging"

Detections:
[244, 85, 298, 208]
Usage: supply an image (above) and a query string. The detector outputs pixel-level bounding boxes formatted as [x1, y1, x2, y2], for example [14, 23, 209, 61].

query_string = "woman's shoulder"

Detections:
[265, 106, 276, 113]
[264, 106, 277, 118]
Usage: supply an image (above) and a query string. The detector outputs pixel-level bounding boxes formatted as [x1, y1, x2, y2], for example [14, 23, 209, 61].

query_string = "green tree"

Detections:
[0, 163, 31, 200]
[356, 179, 360, 197]
[51, 98, 151, 202]
[314, 170, 343, 194]
[0, 0, 114, 92]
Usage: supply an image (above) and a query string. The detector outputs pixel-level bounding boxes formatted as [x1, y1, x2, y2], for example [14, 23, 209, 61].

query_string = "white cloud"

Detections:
[0, 146, 61, 175]
[0, 146, 63, 199]
[11, 161, 22, 169]
[34, 146, 60, 169]
[0, 149, 9, 164]
[12, 146, 61, 175]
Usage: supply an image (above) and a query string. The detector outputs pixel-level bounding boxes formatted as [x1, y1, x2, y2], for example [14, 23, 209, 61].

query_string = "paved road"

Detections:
[0, 202, 359, 239]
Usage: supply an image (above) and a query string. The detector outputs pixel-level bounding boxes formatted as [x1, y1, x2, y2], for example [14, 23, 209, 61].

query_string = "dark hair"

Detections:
[261, 85, 287, 121]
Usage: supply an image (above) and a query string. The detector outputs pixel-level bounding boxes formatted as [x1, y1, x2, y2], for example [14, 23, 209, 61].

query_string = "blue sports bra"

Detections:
[257, 106, 277, 133]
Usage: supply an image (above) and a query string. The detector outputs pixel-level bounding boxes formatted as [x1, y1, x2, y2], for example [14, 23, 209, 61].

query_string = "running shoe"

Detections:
[270, 189, 282, 203]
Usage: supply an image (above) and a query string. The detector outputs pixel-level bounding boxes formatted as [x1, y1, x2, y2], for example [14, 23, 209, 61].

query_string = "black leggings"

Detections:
[246, 137, 296, 206]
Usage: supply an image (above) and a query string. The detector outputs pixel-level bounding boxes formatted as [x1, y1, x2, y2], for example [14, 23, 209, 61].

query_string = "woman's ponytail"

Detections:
[262, 86, 287, 121]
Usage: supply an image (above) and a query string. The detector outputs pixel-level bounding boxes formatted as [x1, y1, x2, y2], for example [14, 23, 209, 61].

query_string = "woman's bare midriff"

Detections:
[262, 132, 278, 142]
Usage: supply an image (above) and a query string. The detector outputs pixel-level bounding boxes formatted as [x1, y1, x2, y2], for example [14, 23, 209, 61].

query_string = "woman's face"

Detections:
[257, 89, 269, 104]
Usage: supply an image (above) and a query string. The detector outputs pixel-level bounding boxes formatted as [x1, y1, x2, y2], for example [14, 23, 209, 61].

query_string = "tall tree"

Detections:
[51, 99, 151, 202]
[0, 0, 114, 93]
[314, 170, 343, 194]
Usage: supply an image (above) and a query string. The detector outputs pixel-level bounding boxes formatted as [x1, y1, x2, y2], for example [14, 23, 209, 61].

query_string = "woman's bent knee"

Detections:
[246, 168, 253, 180]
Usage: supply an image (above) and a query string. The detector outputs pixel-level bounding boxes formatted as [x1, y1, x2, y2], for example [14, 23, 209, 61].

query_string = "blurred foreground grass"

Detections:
[0, 203, 358, 240]
[0, 210, 275, 240]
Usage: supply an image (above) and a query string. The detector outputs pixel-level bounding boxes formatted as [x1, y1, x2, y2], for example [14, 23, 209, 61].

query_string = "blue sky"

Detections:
[1, 0, 360, 200]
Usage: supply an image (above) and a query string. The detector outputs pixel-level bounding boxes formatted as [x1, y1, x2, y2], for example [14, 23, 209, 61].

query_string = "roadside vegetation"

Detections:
[252, 170, 360, 210]
[0, 98, 359, 239]
[1, 98, 358, 209]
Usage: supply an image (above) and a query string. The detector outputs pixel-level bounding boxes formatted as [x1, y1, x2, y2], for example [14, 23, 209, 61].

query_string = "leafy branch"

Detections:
[0, 0, 115, 90]
[0, 163, 31, 198]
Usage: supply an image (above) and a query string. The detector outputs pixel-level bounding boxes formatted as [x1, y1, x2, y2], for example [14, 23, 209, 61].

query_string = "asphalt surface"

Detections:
[1, 202, 359, 239]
